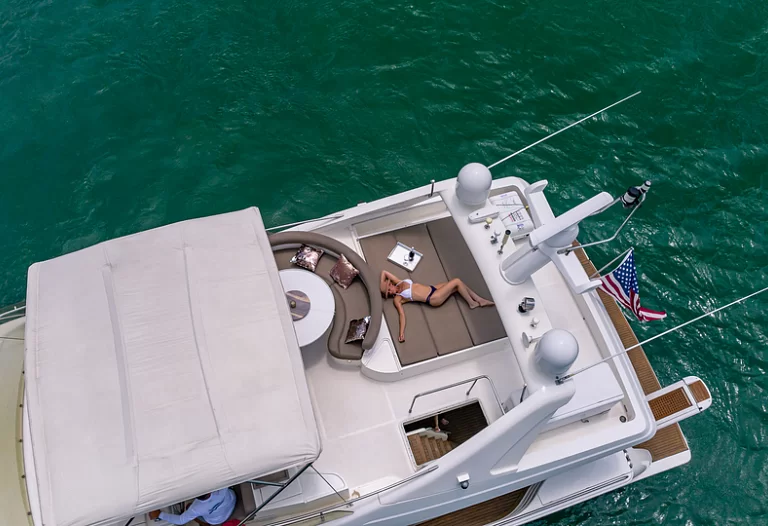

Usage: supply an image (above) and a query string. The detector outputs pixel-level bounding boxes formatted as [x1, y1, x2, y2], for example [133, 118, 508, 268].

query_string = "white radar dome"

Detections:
[456, 163, 492, 206]
[534, 329, 579, 377]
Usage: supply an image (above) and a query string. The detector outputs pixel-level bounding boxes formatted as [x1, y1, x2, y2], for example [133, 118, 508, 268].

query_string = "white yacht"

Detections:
[0, 112, 712, 526]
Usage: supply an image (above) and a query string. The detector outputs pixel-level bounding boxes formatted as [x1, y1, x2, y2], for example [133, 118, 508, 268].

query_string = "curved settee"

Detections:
[269, 231, 382, 359]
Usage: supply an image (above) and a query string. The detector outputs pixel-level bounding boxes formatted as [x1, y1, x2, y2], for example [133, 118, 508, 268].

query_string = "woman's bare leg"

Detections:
[465, 284, 494, 307]
[429, 279, 479, 308]
[429, 279, 494, 308]
[454, 280, 494, 308]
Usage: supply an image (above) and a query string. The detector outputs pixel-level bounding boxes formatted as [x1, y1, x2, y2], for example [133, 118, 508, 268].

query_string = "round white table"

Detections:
[279, 269, 335, 349]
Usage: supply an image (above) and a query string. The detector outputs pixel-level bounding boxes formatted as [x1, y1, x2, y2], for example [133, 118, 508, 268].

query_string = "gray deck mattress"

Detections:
[359, 217, 506, 366]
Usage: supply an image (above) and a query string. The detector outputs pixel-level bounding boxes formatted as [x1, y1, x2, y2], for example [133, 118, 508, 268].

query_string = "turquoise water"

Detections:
[1, 0, 767, 524]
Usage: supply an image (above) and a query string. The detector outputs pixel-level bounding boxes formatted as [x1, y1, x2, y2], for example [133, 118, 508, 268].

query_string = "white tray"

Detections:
[387, 242, 423, 272]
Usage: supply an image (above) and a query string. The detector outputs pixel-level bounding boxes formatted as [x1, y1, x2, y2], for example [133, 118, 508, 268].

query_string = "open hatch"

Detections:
[404, 401, 489, 466]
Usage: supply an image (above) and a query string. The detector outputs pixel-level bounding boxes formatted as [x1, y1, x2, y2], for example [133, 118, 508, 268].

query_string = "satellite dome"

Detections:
[534, 329, 579, 377]
[456, 163, 492, 206]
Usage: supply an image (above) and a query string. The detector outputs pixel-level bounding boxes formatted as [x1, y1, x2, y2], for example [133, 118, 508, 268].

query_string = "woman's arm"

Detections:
[381, 270, 400, 286]
[394, 297, 406, 342]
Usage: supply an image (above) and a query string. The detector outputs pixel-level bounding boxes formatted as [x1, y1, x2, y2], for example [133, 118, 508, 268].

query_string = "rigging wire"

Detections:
[556, 285, 768, 384]
[488, 91, 642, 170]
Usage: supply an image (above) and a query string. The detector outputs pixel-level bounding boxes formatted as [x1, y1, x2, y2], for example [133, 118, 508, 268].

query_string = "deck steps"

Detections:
[649, 387, 691, 420]
[407, 433, 455, 466]
[404, 401, 489, 466]
[689, 380, 710, 403]
[644, 376, 712, 430]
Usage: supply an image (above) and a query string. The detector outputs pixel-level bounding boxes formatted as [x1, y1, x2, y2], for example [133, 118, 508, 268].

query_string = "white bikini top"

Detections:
[396, 279, 413, 300]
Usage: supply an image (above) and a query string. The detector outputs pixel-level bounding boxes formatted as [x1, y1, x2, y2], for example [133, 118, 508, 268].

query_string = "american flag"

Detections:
[600, 249, 667, 322]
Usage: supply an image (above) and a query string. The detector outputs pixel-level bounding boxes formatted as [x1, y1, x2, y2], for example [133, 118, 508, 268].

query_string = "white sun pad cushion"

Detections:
[23, 207, 320, 526]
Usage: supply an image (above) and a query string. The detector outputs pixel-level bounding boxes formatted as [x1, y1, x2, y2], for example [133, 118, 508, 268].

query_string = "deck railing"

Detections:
[0, 301, 25, 325]
[408, 375, 505, 415]
[258, 464, 439, 526]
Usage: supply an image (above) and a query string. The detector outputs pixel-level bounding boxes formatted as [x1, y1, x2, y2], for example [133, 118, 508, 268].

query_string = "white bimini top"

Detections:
[23, 207, 320, 526]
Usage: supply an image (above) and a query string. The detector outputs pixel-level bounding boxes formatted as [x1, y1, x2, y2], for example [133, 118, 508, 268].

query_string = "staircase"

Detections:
[407, 429, 456, 466]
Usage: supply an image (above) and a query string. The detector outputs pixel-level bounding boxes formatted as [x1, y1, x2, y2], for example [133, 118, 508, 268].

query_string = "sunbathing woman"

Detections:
[379, 270, 494, 342]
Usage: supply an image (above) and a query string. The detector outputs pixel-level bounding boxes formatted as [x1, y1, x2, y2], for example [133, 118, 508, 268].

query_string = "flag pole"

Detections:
[587, 246, 634, 279]
[555, 285, 768, 384]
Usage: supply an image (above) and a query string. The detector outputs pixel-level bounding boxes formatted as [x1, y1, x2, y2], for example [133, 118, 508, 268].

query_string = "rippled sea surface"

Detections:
[2, 0, 767, 524]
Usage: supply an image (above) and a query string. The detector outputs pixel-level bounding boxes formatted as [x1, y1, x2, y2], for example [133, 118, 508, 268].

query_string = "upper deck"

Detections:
[285, 174, 656, 502]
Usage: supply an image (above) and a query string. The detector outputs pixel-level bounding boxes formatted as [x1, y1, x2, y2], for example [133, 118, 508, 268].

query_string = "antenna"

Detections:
[555, 285, 768, 384]
[488, 91, 642, 170]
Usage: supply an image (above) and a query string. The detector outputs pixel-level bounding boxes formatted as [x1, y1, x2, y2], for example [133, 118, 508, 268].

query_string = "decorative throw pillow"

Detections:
[290, 244, 324, 272]
[329, 253, 360, 289]
[345, 316, 371, 344]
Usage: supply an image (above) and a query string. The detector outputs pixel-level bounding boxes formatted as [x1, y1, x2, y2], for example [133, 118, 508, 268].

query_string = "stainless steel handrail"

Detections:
[408, 375, 505, 415]
[265, 214, 344, 232]
[0, 301, 25, 323]
[259, 464, 439, 526]
[558, 194, 646, 255]
[490, 473, 630, 525]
